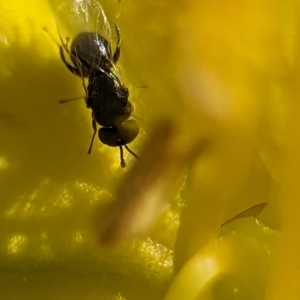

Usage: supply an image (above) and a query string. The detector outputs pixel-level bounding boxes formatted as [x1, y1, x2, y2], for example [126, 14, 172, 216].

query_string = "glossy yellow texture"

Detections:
[169, 0, 299, 299]
[173, 0, 289, 268]
[0, 0, 298, 299]
[165, 219, 277, 300]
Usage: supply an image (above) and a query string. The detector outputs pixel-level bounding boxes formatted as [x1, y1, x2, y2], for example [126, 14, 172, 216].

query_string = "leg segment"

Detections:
[113, 24, 121, 63]
[87, 117, 97, 154]
[119, 146, 126, 168]
[60, 46, 84, 77]
[59, 36, 71, 54]
[124, 144, 139, 159]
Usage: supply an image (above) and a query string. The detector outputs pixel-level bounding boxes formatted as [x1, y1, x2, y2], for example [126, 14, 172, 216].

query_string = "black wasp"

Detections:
[57, 0, 139, 168]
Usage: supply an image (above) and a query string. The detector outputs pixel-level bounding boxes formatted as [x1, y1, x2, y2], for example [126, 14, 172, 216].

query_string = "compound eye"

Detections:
[98, 119, 140, 147]
[98, 127, 119, 147]
[119, 119, 139, 144]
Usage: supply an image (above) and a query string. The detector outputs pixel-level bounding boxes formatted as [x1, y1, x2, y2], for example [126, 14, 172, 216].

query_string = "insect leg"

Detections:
[113, 24, 121, 63]
[87, 117, 97, 154]
[124, 145, 139, 159]
[73, 48, 88, 94]
[59, 36, 71, 54]
[119, 146, 126, 168]
[60, 47, 83, 77]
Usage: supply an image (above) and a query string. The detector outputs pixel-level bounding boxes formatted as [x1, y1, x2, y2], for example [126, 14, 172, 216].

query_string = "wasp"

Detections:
[85, 69, 139, 168]
[56, 0, 139, 167]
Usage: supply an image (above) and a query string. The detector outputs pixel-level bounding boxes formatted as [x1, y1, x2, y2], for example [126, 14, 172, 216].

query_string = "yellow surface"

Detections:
[165, 219, 277, 300]
[0, 0, 299, 299]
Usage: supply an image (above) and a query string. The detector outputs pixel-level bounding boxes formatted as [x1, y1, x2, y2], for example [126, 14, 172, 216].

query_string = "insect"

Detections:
[56, 0, 139, 167]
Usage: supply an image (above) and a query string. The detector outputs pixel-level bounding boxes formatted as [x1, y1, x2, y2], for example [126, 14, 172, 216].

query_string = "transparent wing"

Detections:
[51, 0, 122, 78]
[54, 0, 112, 42]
